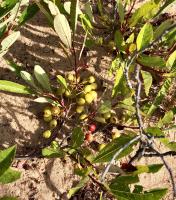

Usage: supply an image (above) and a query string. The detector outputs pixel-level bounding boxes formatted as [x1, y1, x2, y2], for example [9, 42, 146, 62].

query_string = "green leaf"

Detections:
[42, 147, 64, 158]
[158, 110, 174, 127]
[67, 176, 89, 198]
[98, 100, 111, 114]
[6, 60, 21, 77]
[34, 97, 56, 105]
[136, 23, 153, 51]
[133, 185, 143, 193]
[129, 0, 160, 26]
[108, 57, 121, 76]
[141, 70, 152, 96]
[116, 0, 124, 23]
[71, 127, 84, 149]
[0, 146, 16, 177]
[111, 188, 167, 200]
[93, 135, 137, 163]
[70, 0, 79, 34]
[0, 168, 21, 184]
[0, 80, 32, 94]
[48, 1, 60, 16]
[80, 14, 93, 32]
[132, 164, 163, 175]
[54, 11, 72, 48]
[0, 31, 20, 52]
[154, 19, 173, 40]
[20, 71, 37, 88]
[84, 1, 94, 22]
[97, 0, 103, 15]
[112, 65, 124, 97]
[56, 75, 67, 89]
[114, 30, 124, 50]
[145, 127, 164, 137]
[166, 50, 176, 69]
[34, 65, 51, 92]
[0, 197, 18, 200]
[110, 175, 139, 192]
[138, 55, 165, 68]
[154, 0, 176, 17]
[18, 3, 39, 26]
[147, 78, 172, 116]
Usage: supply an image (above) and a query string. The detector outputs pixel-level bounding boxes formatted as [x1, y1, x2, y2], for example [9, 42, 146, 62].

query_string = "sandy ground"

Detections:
[0, 5, 176, 200]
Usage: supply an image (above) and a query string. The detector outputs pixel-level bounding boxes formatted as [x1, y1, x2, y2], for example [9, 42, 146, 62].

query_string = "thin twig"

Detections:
[150, 146, 176, 199]
[101, 135, 140, 181]
[134, 65, 144, 136]
[79, 31, 88, 60]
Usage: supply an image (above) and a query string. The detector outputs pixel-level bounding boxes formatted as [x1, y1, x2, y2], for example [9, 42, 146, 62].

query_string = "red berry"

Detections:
[85, 132, 93, 142]
[89, 124, 96, 133]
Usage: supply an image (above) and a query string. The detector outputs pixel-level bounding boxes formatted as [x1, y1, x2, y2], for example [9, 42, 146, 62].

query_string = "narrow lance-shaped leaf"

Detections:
[0, 197, 18, 200]
[18, 3, 39, 26]
[54, 12, 72, 48]
[0, 80, 32, 94]
[70, 0, 79, 34]
[111, 188, 167, 200]
[0, 146, 16, 177]
[116, 0, 124, 23]
[0, 31, 20, 51]
[136, 23, 153, 51]
[42, 147, 64, 158]
[147, 78, 172, 116]
[48, 1, 60, 16]
[20, 71, 37, 88]
[34, 65, 51, 92]
[93, 135, 137, 163]
[129, 0, 159, 27]
[154, 19, 173, 40]
[71, 127, 84, 149]
[57, 75, 67, 89]
[166, 50, 176, 70]
[141, 70, 152, 96]
[112, 65, 124, 97]
[67, 176, 89, 198]
[84, 1, 94, 22]
[137, 55, 166, 69]
[0, 168, 21, 184]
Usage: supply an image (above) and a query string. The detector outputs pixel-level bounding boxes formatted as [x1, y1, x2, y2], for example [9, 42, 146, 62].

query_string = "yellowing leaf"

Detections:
[136, 23, 153, 51]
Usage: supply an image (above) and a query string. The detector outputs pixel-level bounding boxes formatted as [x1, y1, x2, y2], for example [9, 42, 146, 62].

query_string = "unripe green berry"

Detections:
[56, 87, 66, 95]
[49, 119, 58, 129]
[76, 106, 84, 113]
[103, 112, 111, 119]
[79, 114, 88, 121]
[84, 85, 92, 93]
[43, 130, 51, 138]
[67, 73, 74, 81]
[77, 98, 86, 105]
[44, 108, 52, 117]
[44, 115, 52, 122]
[51, 106, 60, 116]
[51, 141, 59, 149]
[65, 89, 71, 97]
[88, 76, 95, 83]
[95, 116, 106, 123]
[91, 83, 98, 90]
[89, 90, 97, 100]
[110, 116, 118, 124]
[85, 93, 94, 104]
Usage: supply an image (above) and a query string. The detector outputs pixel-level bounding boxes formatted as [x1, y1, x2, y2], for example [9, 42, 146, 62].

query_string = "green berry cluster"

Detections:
[76, 76, 98, 121]
[42, 106, 61, 139]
